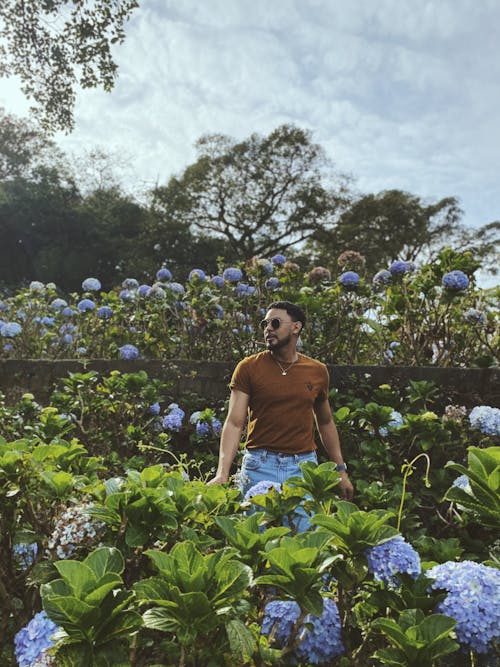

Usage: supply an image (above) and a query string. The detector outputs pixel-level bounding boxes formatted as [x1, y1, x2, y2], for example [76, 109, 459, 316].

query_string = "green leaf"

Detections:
[226, 619, 256, 660]
[54, 561, 96, 598]
[85, 547, 124, 579]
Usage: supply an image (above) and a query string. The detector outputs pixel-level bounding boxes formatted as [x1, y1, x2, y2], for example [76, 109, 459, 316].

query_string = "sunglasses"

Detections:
[259, 317, 292, 330]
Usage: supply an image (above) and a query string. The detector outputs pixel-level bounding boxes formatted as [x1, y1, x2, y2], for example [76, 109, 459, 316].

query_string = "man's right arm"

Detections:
[207, 389, 249, 485]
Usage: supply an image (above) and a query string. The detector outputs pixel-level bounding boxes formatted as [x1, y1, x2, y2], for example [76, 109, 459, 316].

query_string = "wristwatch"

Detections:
[335, 463, 348, 473]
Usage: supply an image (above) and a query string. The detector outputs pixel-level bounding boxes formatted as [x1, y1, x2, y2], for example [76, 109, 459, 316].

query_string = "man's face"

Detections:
[261, 308, 300, 351]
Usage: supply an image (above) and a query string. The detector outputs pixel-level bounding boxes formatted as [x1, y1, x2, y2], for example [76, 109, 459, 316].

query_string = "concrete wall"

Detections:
[0, 360, 498, 407]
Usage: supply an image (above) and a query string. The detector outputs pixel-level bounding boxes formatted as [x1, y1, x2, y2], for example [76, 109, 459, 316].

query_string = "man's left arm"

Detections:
[314, 397, 354, 501]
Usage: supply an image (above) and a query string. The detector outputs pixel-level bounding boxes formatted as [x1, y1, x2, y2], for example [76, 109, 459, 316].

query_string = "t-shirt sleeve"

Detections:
[317, 363, 329, 402]
[229, 358, 252, 395]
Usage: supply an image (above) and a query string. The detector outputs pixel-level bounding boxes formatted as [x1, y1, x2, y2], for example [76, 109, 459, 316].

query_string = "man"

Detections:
[208, 301, 354, 509]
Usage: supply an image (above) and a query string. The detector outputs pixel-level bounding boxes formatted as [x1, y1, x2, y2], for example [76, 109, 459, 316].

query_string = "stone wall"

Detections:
[0, 360, 498, 407]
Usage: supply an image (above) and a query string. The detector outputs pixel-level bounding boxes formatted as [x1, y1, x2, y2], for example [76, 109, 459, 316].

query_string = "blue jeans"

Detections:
[238, 448, 318, 533]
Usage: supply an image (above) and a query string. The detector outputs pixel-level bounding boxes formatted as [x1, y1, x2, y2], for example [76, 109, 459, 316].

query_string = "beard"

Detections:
[265, 333, 292, 351]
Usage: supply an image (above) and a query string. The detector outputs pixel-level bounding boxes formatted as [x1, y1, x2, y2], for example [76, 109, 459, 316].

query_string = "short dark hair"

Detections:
[267, 301, 306, 329]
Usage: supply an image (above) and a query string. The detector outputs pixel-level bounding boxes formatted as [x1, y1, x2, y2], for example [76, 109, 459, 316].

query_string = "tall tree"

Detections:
[0, 0, 138, 132]
[152, 124, 350, 260]
[309, 189, 469, 275]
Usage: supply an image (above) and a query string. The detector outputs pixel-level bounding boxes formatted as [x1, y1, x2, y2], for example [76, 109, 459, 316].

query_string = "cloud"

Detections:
[1, 0, 499, 234]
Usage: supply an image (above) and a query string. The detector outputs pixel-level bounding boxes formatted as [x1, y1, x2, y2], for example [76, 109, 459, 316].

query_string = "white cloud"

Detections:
[1, 0, 499, 237]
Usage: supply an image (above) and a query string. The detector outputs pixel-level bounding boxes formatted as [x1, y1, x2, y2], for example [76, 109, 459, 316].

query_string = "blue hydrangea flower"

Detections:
[14, 610, 60, 667]
[469, 405, 500, 436]
[82, 277, 101, 291]
[4, 343, 13, 352]
[119, 344, 139, 360]
[40, 316, 55, 327]
[76, 347, 87, 355]
[464, 308, 487, 325]
[214, 304, 224, 319]
[365, 536, 421, 587]
[261, 598, 345, 664]
[162, 403, 185, 432]
[212, 418, 222, 436]
[265, 277, 280, 290]
[389, 260, 411, 276]
[77, 299, 95, 312]
[97, 305, 113, 319]
[62, 306, 76, 318]
[47, 502, 104, 559]
[196, 421, 211, 437]
[223, 267, 243, 283]
[138, 284, 152, 297]
[373, 270, 392, 286]
[244, 480, 282, 500]
[442, 270, 469, 291]
[379, 410, 404, 437]
[156, 267, 172, 281]
[257, 259, 273, 275]
[62, 333, 73, 344]
[29, 281, 45, 292]
[13, 542, 38, 569]
[427, 561, 500, 654]
[339, 271, 360, 288]
[148, 402, 161, 415]
[166, 282, 185, 295]
[122, 277, 139, 289]
[453, 474, 472, 493]
[119, 289, 135, 301]
[50, 298, 67, 311]
[210, 275, 225, 287]
[149, 285, 166, 299]
[235, 283, 256, 296]
[188, 268, 206, 282]
[271, 254, 286, 265]
[189, 411, 202, 424]
[0, 322, 22, 337]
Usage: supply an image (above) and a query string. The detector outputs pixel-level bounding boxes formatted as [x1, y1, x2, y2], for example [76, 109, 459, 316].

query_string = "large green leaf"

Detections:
[85, 547, 124, 579]
[54, 561, 96, 598]
[226, 619, 256, 661]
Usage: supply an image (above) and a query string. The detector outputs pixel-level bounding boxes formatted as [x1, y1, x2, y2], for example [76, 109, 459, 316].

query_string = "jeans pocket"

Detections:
[242, 450, 263, 471]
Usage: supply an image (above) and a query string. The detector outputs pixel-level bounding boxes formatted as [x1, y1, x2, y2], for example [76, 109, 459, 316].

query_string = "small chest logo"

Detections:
[305, 382, 313, 392]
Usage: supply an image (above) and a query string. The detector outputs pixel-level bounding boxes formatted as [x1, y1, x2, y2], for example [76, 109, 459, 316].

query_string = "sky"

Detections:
[1, 0, 499, 277]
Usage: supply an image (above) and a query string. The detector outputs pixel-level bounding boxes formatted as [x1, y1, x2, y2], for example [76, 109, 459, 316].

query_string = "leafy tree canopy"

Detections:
[152, 124, 350, 260]
[0, 0, 139, 133]
[309, 189, 499, 276]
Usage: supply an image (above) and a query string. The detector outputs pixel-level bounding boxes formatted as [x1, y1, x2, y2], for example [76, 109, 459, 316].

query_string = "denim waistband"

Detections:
[246, 447, 316, 458]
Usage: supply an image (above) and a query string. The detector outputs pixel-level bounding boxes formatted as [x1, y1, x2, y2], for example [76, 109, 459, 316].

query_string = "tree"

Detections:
[309, 189, 467, 276]
[0, 0, 139, 132]
[152, 124, 350, 260]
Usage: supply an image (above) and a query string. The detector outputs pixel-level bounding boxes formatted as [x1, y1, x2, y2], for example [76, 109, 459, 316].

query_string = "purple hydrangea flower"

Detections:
[365, 536, 421, 587]
[14, 610, 60, 667]
[82, 277, 101, 291]
[261, 598, 345, 664]
[148, 402, 161, 416]
[389, 260, 411, 276]
[162, 403, 185, 432]
[427, 561, 500, 654]
[373, 269, 392, 286]
[97, 305, 113, 319]
[0, 322, 22, 337]
[196, 421, 211, 437]
[265, 277, 280, 290]
[166, 282, 185, 295]
[77, 299, 95, 312]
[339, 271, 360, 288]
[442, 270, 469, 291]
[223, 267, 243, 283]
[119, 289, 135, 302]
[138, 284, 152, 297]
[119, 344, 139, 360]
[235, 283, 256, 296]
[244, 480, 282, 500]
[156, 267, 172, 281]
[62, 306, 75, 318]
[271, 254, 286, 265]
[188, 268, 206, 282]
[469, 405, 500, 436]
[212, 418, 222, 436]
[210, 275, 225, 287]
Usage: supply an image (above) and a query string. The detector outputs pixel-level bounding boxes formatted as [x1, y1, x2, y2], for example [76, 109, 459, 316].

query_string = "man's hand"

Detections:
[339, 472, 354, 501]
[207, 473, 228, 486]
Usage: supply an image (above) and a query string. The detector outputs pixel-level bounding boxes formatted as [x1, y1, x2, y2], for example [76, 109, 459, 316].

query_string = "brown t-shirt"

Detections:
[230, 351, 329, 454]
